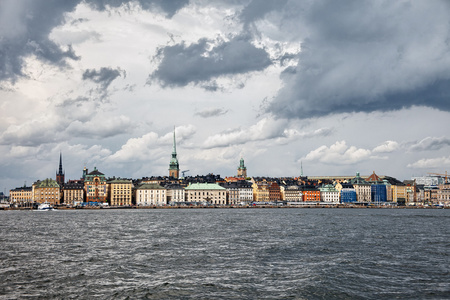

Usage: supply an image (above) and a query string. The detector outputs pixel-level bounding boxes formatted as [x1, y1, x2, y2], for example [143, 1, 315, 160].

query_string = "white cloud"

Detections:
[302, 140, 372, 165]
[372, 140, 399, 153]
[203, 117, 287, 148]
[407, 156, 450, 169]
[108, 125, 196, 163]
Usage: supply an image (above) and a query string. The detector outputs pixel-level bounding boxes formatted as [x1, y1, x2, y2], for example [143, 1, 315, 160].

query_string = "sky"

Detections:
[2, 0, 450, 193]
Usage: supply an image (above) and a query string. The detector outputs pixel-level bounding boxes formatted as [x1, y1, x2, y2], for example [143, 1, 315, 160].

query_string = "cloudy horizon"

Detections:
[2, 0, 450, 193]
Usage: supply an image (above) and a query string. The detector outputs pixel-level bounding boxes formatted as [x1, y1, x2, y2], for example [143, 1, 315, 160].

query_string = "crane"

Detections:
[427, 171, 448, 183]
[181, 170, 190, 177]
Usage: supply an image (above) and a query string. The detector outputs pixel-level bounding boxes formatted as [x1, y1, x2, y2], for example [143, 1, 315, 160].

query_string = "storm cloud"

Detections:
[149, 35, 272, 88]
[266, 0, 450, 119]
[82, 67, 124, 90]
[0, 0, 80, 82]
[0, 0, 189, 83]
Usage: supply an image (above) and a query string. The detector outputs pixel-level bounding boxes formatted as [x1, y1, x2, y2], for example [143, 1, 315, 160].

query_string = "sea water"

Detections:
[0, 208, 448, 299]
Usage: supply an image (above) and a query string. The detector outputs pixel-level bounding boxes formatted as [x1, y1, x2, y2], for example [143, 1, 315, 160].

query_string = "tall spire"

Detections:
[172, 126, 177, 155]
[169, 127, 180, 178]
[58, 152, 64, 175]
[56, 152, 65, 186]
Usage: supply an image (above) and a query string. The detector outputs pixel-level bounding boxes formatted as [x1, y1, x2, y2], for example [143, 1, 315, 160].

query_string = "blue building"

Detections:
[371, 185, 387, 202]
[341, 188, 357, 203]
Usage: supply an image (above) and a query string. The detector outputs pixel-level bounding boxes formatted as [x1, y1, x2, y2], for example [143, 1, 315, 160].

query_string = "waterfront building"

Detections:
[84, 167, 107, 203]
[371, 184, 387, 203]
[63, 180, 85, 206]
[108, 179, 133, 206]
[340, 187, 357, 203]
[281, 185, 302, 202]
[32, 178, 60, 205]
[350, 172, 371, 202]
[56, 152, 65, 187]
[185, 183, 226, 205]
[319, 184, 340, 203]
[268, 181, 281, 202]
[252, 181, 269, 202]
[169, 128, 180, 179]
[436, 182, 450, 206]
[136, 183, 166, 206]
[9, 186, 33, 207]
[165, 183, 185, 204]
[237, 157, 247, 178]
[223, 180, 253, 205]
[300, 185, 320, 202]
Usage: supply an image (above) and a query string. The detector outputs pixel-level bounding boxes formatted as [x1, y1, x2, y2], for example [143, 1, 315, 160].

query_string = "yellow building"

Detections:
[10, 186, 33, 207]
[33, 178, 60, 205]
[252, 181, 269, 202]
[108, 179, 133, 206]
[391, 185, 407, 204]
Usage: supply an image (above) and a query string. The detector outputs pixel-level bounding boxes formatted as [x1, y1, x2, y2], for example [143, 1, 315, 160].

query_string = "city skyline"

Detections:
[2, 1, 450, 192]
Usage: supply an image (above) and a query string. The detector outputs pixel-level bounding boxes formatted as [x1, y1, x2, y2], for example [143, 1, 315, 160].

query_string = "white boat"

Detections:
[37, 203, 55, 211]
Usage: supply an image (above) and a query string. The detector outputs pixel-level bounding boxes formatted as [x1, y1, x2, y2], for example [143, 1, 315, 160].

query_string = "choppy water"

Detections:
[0, 208, 449, 299]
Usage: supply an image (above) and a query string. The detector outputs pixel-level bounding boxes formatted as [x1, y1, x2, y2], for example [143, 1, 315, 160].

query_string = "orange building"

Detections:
[268, 181, 281, 201]
[301, 186, 320, 202]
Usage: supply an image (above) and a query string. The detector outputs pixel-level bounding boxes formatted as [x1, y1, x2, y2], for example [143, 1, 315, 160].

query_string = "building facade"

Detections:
[84, 167, 107, 203]
[33, 178, 60, 205]
[319, 184, 340, 203]
[282, 185, 302, 202]
[108, 179, 133, 206]
[350, 172, 371, 202]
[166, 183, 185, 204]
[185, 183, 227, 205]
[252, 181, 269, 202]
[63, 180, 85, 206]
[10, 186, 33, 207]
[136, 183, 166, 206]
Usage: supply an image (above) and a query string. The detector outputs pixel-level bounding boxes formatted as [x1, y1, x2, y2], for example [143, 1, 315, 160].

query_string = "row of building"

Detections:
[9, 167, 450, 207]
[7, 130, 450, 207]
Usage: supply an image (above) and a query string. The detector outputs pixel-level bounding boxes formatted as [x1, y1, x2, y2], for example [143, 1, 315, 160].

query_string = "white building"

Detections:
[136, 183, 166, 206]
[185, 183, 227, 205]
[319, 184, 340, 203]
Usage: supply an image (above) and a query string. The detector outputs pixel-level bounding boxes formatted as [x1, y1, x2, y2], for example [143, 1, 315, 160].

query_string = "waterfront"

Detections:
[0, 209, 448, 299]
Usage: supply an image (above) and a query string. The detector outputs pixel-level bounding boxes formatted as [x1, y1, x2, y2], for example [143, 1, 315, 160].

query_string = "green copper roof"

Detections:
[36, 178, 60, 188]
[185, 183, 226, 190]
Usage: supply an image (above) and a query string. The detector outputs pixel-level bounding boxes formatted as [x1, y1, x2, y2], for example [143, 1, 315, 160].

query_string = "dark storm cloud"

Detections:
[240, 0, 287, 27]
[0, 0, 189, 83]
[0, 0, 80, 82]
[266, 0, 450, 119]
[149, 35, 272, 88]
[82, 67, 124, 89]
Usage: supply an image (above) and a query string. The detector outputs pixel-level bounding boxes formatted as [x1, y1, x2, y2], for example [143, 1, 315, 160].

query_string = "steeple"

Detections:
[237, 157, 247, 178]
[56, 152, 65, 186]
[169, 127, 180, 178]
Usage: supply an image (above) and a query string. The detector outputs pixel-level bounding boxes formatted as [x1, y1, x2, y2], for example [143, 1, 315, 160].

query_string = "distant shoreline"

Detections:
[2, 204, 447, 211]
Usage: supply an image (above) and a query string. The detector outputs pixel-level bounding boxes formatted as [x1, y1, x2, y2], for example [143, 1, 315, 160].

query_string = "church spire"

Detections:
[169, 127, 180, 178]
[56, 152, 65, 186]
